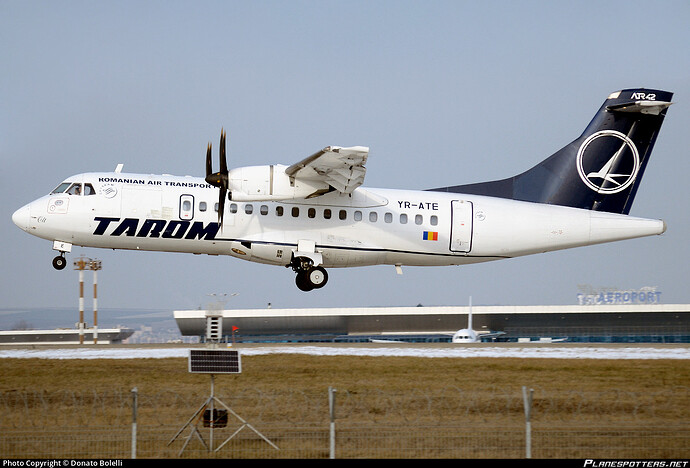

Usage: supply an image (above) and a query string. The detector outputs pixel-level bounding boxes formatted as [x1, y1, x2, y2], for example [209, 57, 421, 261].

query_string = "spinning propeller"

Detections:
[205, 129, 230, 226]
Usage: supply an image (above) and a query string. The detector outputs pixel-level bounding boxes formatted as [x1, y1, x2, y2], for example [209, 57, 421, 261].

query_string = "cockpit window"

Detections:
[50, 182, 95, 195]
[51, 182, 71, 194]
[66, 183, 82, 195]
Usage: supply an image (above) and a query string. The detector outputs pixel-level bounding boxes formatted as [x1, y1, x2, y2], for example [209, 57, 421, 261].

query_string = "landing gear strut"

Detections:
[52, 254, 67, 270]
[290, 256, 328, 292]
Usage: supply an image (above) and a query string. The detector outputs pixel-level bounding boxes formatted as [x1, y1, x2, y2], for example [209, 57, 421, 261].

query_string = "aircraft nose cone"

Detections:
[12, 205, 31, 231]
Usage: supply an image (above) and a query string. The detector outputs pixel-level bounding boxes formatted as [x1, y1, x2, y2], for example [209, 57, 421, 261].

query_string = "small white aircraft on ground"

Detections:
[13, 89, 673, 291]
[451, 297, 505, 343]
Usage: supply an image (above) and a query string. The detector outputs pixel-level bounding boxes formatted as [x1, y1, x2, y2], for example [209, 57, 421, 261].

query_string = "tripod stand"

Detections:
[168, 374, 279, 456]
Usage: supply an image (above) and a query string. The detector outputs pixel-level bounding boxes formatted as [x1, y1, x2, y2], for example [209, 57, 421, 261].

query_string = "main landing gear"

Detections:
[289, 256, 328, 292]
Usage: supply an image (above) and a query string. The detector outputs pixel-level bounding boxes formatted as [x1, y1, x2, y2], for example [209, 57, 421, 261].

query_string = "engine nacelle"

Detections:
[228, 165, 330, 201]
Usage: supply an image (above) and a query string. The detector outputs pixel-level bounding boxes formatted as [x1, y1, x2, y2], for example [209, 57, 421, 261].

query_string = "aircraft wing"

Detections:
[285, 146, 369, 194]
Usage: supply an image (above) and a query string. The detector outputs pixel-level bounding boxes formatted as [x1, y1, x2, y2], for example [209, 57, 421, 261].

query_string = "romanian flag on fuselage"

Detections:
[423, 231, 438, 241]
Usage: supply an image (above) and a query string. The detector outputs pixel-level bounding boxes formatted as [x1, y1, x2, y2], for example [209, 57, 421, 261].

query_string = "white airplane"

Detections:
[451, 297, 505, 343]
[451, 297, 480, 343]
[12, 88, 673, 292]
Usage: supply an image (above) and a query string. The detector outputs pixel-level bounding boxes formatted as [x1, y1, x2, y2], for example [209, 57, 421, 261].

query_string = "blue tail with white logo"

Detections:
[430, 88, 673, 214]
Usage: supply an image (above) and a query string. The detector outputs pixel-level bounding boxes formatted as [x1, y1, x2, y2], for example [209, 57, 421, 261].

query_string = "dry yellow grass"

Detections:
[1, 345, 688, 423]
[0, 348, 686, 391]
[1, 345, 688, 458]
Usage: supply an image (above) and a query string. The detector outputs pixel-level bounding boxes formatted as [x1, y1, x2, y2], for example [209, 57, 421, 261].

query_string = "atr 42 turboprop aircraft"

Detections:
[12, 88, 673, 292]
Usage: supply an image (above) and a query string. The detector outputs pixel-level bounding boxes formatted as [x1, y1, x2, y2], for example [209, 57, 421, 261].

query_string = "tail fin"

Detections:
[430, 88, 673, 214]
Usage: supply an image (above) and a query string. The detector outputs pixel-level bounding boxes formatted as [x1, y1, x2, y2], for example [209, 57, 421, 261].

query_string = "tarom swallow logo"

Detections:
[576, 130, 640, 194]
[100, 184, 118, 199]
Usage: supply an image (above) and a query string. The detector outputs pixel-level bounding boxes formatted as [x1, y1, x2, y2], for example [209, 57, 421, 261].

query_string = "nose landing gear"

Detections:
[52, 254, 67, 270]
[51, 241, 72, 270]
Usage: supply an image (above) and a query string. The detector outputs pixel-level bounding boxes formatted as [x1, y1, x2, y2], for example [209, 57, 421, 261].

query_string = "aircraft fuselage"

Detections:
[12, 171, 665, 273]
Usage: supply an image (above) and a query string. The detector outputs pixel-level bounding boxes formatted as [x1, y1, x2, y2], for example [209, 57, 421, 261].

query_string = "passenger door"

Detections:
[450, 200, 473, 253]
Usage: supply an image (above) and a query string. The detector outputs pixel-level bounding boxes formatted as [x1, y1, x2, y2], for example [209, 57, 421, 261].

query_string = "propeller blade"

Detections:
[205, 131, 229, 189]
[220, 129, 228, 175]
[218, 188, 226, 226]
[206, 143, 213, 177]
[204, 129, 230, 227]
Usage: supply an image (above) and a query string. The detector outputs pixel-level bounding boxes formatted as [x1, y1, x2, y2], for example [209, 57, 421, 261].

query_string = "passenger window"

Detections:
[199, 202, 207, 212]
[400, 214, 408, 224]
[339, 210, 347, 220]
[308, 208, 316, 218]
[292, 207, 299, 217]
[431, 215, 438, 226]
[214, 203, 219, 213]
[369, 212, 378, 222]
[384, 212, 393, 223]
[230, 203, 238, 214]
[245, 204, 253, 215]
[260, 205, 269, 215]
[276, 206, 284, 216]
[354, 211, 362, 221]
[323, 209, 331, 219]
[182, 200, 192, 211]
[415, 214, 423, 225]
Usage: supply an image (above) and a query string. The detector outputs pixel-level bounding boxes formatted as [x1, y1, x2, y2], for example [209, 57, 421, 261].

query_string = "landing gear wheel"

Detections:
[308, 266, 328, 289]
[295, 266, 329, 292]
[52, 255, 67, 270]
[295, 271, 315, 292]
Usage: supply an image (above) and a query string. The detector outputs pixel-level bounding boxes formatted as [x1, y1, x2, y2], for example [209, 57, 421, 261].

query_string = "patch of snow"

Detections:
[0, 345, 688, 360]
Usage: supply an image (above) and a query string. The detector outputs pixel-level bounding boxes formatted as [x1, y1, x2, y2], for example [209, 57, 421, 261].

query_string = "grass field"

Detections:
[1, 345, 689, 458]
[1, 345, 689, 392]
[1, 345, 689, 417]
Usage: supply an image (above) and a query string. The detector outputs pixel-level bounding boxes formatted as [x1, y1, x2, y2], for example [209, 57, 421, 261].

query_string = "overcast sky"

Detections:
[2, 1, 689, 318]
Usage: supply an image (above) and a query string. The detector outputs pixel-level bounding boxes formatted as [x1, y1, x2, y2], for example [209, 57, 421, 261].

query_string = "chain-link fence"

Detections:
[1, 386, 688, 458]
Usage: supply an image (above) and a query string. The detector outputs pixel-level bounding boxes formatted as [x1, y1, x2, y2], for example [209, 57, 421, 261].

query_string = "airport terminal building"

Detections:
[174, 302, 690, 343]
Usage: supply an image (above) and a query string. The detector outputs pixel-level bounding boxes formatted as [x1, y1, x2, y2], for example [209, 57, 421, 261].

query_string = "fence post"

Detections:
[522, 386, 533, 459]
[329, 386, 337, 459]
[131, 387, 138, 459]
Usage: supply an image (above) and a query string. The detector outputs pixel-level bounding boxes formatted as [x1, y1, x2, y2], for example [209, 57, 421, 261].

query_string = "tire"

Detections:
[308, 267, 328, 289]
[52, 256, 67, 270]
[295, 272, 314, 292]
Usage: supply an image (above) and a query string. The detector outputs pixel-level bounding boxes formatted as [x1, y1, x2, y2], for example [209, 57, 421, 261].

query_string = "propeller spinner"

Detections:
[205, 130, 229, 226]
